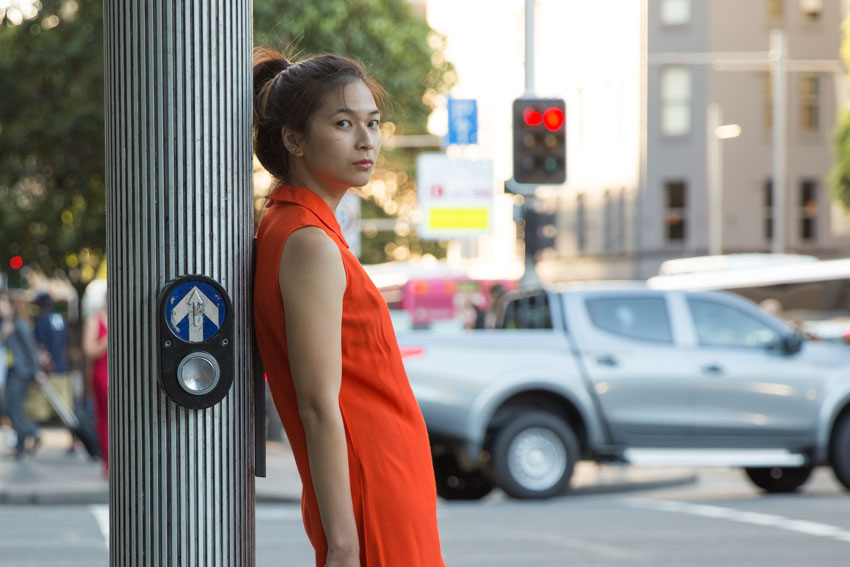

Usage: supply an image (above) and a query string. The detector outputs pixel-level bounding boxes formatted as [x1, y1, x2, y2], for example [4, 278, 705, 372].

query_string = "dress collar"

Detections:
[266, 184, 348, 247]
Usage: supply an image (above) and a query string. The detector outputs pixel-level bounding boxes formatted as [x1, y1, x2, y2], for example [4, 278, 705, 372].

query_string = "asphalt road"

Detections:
[1, 467, 847, 566]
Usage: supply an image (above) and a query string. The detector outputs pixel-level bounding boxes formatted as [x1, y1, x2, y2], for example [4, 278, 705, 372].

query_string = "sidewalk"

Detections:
[0, 427, 695, 505]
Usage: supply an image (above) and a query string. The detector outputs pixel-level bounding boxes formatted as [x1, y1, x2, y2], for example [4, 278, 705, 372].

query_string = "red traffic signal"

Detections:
[543, 107, 564, 131]
[523, 108, 543, 126]
[9, 256, 23, 270]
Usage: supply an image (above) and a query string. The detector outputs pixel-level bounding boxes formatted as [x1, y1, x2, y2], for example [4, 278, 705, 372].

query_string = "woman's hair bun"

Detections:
[252, 47, 291, 126]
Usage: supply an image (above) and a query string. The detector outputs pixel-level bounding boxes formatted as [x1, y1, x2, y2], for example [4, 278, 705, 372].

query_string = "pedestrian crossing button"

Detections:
[177, 352, 220, 395]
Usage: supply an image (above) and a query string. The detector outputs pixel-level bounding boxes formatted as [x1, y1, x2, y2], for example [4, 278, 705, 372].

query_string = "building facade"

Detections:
[540, 0, 849, 282]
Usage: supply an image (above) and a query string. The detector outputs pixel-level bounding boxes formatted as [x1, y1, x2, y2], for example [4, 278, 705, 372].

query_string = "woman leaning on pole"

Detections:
[252, 48, 445, 567]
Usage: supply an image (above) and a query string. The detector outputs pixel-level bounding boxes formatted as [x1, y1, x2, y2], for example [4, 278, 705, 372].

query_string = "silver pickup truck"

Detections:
[397, 283, 850, 500]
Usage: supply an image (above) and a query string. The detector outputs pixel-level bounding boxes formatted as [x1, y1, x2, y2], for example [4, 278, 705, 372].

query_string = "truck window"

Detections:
[500, 292, 553, 330]
[688, 298, 781, 349]
[585, 296, 673, 343]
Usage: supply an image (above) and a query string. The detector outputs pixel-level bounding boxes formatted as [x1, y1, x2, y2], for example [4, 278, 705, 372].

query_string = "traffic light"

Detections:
[512, 98, 566, 184]
[524, 209, 558, 259]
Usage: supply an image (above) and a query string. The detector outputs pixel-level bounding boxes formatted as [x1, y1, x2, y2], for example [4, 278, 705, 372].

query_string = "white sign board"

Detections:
[336, 191, 362, 258]
[416, 153, 493, 240]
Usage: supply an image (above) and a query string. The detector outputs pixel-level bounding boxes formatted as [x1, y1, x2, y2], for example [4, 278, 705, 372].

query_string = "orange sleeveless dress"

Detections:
[254, 184, 445, 567]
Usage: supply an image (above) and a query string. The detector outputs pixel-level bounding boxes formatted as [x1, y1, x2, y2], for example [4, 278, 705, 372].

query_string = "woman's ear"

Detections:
[281, 127, 304, 157]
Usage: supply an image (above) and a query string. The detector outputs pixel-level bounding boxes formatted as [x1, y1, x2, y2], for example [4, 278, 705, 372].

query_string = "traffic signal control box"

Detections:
[512, 98, 566, 184]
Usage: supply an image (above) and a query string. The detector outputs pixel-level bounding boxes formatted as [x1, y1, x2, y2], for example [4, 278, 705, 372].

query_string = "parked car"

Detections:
[397, 283, 850, 499]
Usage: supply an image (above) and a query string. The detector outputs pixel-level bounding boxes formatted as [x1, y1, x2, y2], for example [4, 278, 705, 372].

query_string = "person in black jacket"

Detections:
[0, 291, 43, 459]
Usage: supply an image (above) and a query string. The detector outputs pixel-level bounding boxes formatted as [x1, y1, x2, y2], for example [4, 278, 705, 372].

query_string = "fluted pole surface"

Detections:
[104, 2, 254, 565]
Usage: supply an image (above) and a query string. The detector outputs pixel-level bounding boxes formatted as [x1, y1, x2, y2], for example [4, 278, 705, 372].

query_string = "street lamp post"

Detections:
[706, 103, 742, 256]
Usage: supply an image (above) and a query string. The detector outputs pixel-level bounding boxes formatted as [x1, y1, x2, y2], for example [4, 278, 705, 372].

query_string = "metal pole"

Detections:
[520, 0, 539, 286]
[104, 2, 254, 565]
[524, 0, 535, 97]
[770, 29, 787, 255]
[707, 103, 723, 256]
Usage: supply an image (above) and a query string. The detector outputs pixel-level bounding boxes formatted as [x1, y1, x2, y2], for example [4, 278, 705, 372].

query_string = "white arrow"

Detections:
[170, 286, 219, 342]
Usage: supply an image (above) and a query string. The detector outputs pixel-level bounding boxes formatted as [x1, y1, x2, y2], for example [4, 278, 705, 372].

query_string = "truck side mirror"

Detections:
[782, 330, 804, 355]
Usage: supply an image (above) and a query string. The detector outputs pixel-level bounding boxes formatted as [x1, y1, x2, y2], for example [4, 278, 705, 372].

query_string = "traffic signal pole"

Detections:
[524, 0, 535, 97]
[519, 0, 539, 288]
[104, 2, 255, 565]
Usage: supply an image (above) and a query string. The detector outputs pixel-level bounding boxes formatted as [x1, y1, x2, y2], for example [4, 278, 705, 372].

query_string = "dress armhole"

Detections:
[275, 224, 350, 295]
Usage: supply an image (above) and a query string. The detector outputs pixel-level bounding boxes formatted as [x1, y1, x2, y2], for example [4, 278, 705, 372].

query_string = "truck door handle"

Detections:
[702, 363, 723, 375]
[596, 355, 618, 367]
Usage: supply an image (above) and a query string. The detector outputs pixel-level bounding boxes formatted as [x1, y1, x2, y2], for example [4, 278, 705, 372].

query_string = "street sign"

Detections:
[164, 280, 227, 344]
[336, 192, 362, 258]
[447, 98, 478, 145]
[416, 153, 493, 240]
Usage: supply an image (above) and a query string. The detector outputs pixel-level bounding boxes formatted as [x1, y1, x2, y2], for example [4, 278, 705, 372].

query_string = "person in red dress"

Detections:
[83, 293, 108, 477]
[252, 48, 445, 567]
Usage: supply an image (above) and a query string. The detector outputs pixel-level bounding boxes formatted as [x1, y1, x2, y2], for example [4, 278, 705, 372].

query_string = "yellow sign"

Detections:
[428, 208, 489, 230]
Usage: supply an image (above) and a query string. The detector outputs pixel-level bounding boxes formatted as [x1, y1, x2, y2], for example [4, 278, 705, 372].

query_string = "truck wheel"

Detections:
[830, 414, 850, 490]
[744, 466, 812, 493]
[433, 453, 493, 501]
[490, 410, 579, 499]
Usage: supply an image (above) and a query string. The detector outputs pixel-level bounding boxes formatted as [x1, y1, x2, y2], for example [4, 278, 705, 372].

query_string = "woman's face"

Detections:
[294, 79, 382, 195]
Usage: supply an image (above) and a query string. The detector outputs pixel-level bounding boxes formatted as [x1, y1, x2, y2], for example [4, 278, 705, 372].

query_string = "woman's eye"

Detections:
[368, 119, 380, 128]
[337, 119, 352, 127]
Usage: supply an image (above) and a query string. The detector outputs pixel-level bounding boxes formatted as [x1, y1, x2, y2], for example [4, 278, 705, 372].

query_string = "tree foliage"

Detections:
[0, 0, 455, 289]
[0, 0, 105, 288]
[829, 18, 850, 211]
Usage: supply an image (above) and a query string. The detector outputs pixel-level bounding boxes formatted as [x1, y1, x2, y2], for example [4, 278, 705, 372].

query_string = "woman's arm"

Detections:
[82, 313, 108, 360]
[279, 227, 359, 566]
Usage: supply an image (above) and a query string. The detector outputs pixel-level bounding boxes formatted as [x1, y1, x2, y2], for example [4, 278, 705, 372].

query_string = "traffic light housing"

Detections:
[524, 209, 558, 259]
[512, 98, 566, 184]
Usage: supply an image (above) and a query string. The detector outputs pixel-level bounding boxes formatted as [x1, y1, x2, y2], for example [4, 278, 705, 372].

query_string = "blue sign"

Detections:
[164, 281, 227, 343]
[447, 98, 478, 145]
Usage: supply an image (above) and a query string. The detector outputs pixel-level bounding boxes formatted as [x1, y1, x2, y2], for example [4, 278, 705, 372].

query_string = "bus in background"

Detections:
[648, 254, 850, 344]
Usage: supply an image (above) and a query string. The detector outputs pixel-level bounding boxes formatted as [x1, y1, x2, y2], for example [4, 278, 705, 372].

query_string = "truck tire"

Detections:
[744, 466, 812, 493]
[433, 453, 493, 500]
[490, 410, 579, 499]
[830, 414, 850, 490]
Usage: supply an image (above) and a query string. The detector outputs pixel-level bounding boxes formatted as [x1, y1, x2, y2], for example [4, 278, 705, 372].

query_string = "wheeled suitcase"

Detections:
[33, 374, 101, 458]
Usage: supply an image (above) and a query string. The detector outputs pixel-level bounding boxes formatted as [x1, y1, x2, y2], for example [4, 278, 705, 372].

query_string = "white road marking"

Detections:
[89, 505, 110, 547]
[624, 498, 850, 544]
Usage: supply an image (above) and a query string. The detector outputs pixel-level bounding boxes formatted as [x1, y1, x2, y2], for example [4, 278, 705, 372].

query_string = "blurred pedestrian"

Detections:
[474, 283, 506, 330]
[32, 292, 78, 452]
[82, 292, 108, 476]
[252, 48, 445, 567]
[0, 337, 15, 450]
[0, 291, 43, 459]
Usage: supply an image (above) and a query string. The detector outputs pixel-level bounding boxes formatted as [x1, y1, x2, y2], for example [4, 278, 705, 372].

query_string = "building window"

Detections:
[665, 180, 687, 242]
[576, 194, 586, 254]
[763, 72, 773, 132]
[768, 0, 784, 21]
[800, 73, 820, 132]
[603, 191, 614, 252]
[800, 179, 818, 241]
[661, 67, 692, 136]
[800, 0, 822, 21]
[764, 179, 773, 240]
[661, 0, 691, 25]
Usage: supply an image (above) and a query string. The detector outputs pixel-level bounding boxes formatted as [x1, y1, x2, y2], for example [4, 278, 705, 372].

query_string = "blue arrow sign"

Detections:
[448, 98, 478, 145]
[165, 281, 227, 343]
